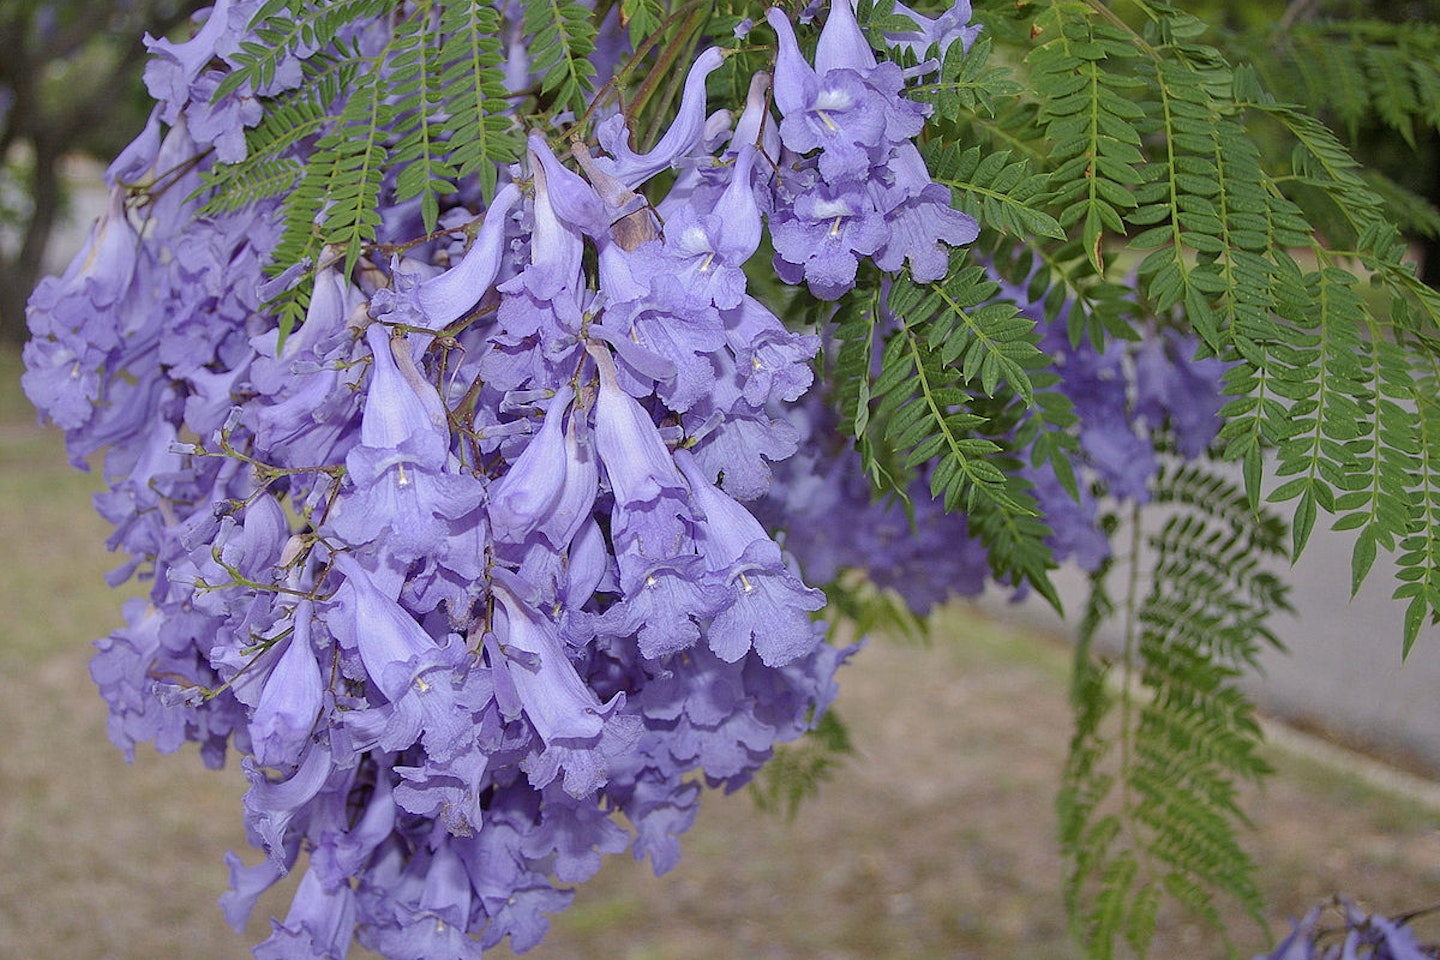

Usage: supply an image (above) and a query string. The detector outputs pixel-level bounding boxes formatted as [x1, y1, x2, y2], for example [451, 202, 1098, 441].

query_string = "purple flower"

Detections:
[241, 740, 334, 863]
[676, 449, 825, 665]
[327, 324, 485, 558]
[769, 3, 917, 183]
[488, 385, 575, 545]
[777, 69, 888, 182]
[869, 145, 978, 282]
[219, 851, 286, 932]
[361, 838, 485, 960]
[508, 137, 591, 300]
[22, 187, 140, 430]
[89, 599, 187, 761]
[105, 109, 162, 186]
[248, 601, 324, 768]
[758, 392, 992, 613]
[813, 0, 878, 76]
[143, 0, 235, 123]
[614, 769, 701, 875]
[187, 70, 263, 162]
[489, 568, 618, 749]
[309, 775, 397, 888]
[1025, 460, 1110, 571]
[644, 145, 763, 311]
[587, 341, 687, 507]
[731, 71, 782, 166]
[1134, 329, 1226, 458]
[1253, 903, 1402, 960]
[597, 553, 726, 659]
[520, 785, 631, 882]
[594, 46, 726, 187]
[772, 176, 889, 298]
[244, 263, 364, 468]
[42, 18, 868, 959]
[685, 400, 801, 501]
[413, 182, 522, 329]
[886, 1, 983, 61]
[327, 553, 441, 702]
[724, 295, 820, 407]
[252, 866, 357, 960]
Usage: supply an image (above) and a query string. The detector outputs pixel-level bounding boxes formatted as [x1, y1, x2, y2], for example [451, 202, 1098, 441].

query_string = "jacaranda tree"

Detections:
[19, 0, 1440, 957]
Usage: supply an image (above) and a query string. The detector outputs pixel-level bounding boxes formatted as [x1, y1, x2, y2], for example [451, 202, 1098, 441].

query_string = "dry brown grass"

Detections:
[3, 350, 1439, 960]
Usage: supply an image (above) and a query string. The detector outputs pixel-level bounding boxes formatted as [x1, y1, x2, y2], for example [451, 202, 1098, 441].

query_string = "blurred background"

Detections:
[4, 1, 1440, 958]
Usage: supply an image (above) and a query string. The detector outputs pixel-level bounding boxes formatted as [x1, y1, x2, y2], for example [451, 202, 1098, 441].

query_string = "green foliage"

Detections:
[925, 141, 1065, 244]
[930, 2, 1440, 950]
[197, 59, 357, 215]
[1060, 464, 1291, 959]
[949, 3, 1440, 668]
[215, 0, 394, 101]
[820, 566, 929, 648]
[829, 255, 1072, 607]
[1029, 6, 1146, 277]
[204, 1, 533, 342]
[437, 0, 523, 202]
[519, 0, 598, 118]
[958, 3, 1440, 625]
[749, 710, 856, 820]
[1252, 18, 1440, 154]
[1396, 330, 1440, 656]
[910, 32, 1027, 122]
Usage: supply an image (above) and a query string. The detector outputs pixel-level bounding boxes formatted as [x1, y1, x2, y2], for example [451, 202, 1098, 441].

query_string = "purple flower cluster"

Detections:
[22, 6, 883, 958]
[765, 0, 979, 298]
[753, 265, 1230, 610]
[1257, 900, 1435, 960]
[1000, 274, 1228, 573]
[759, 392, 992, 617]
[23, 1, 1202, 955]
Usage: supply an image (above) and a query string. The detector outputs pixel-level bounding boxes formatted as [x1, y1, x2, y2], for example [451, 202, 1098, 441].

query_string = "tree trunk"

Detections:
[0, 128, 61, 347]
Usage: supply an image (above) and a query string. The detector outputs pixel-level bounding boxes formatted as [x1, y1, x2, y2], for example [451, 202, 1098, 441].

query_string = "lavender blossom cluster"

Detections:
[19, 2, 987, 957]
[1020, 279, 1229, 573]
[758, 269, 1229, 615]
[1258, 900, 1437, 960]
[764, 0, 980, 299]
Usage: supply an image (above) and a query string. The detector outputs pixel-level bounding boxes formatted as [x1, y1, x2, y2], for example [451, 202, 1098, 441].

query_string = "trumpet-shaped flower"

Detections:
[248, 601, 324, 768]
[328, 324, 485, 558]
[490, 569, 618, 747]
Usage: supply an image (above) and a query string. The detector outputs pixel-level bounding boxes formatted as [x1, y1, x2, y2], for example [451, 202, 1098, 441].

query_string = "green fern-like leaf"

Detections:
[311, 65, 390, 276]
[925, 141, 1065, 242]
[879, 262, 1062, 603]
[885, 256, 1046, 404]
[619, 0, 663, 52]
[520, 0, 598, 119]
[1362, 170, 1440, 241]
[437, 0, 522, 202]
[1395, 332, 1440, 655]
[820, 567, 930, 647]
[1061, 462, 1290, 959]
[197, 58, 354, 214]
[825, 255, 1065, 604]
[1029, 9, 1146, 275]
[749, 710, 855, 820]
[1258, 18, 1440, 148]
[909, 32, 1026, 122]
[388, 1, 458, 234]
[1264, 268, 1372, 558]
[216, 0, 396, 100]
